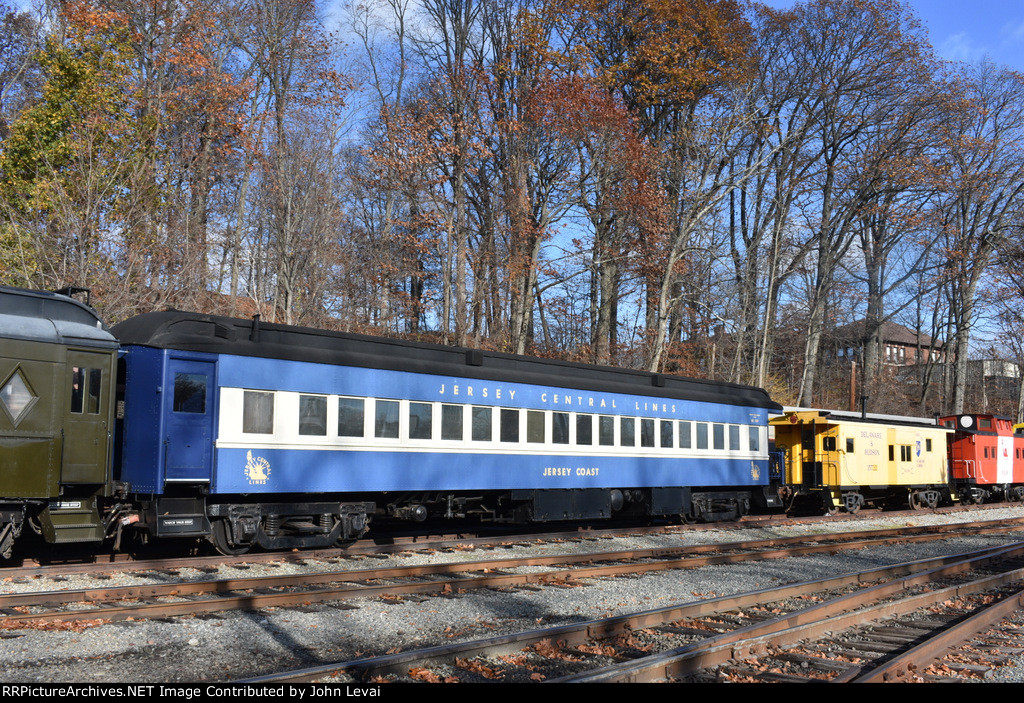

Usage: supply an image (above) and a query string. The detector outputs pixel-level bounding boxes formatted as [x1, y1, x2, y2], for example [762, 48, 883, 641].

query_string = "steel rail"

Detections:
[240, 541, 1024, 684]
[1, 522, 1019, 625]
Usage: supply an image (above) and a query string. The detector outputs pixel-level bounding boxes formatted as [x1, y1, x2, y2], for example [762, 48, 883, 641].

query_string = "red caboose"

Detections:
[939, 414, 1024, 504]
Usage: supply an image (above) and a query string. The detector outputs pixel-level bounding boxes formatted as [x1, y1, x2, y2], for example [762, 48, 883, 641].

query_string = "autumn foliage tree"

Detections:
[0, 0, 247, 318]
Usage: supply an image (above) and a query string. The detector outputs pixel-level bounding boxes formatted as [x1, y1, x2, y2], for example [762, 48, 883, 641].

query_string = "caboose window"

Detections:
[375, 399, 400, 439]
[243, 391, 274, 434]
[750, 426, 761, 452]
[713, 424, 725, 450]
[577, 415, 593, 446]
[471, 406, 491, 441]
[338, 397, 364, 437]
[846, 438, 854, 453]
[299, 395, 327, 436]
[620, 417, 635, 447]
[599, 416, 614, 446]
[409, 402, 433, 440]
[500, 409, 519, 442]
[926, 439, 932, 452]
[660, 420, 674, 448]
[640, 419, 655, 447]
[173, 373, 206, 414]
[552, 412, 569, 444]
[441, 404, 462, 440]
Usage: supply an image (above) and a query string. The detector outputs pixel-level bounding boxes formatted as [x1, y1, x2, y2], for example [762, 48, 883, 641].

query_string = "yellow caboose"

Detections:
[771, 410, 952, 514]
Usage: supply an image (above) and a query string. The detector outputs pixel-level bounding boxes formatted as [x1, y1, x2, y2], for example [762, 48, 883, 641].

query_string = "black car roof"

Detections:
[113, 311, 781, 411]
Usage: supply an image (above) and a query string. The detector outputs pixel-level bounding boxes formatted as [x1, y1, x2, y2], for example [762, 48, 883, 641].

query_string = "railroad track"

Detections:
[2, 518, 1022, 631]
[240, 541, 1024, 683]
[3, 501, 1011, 578]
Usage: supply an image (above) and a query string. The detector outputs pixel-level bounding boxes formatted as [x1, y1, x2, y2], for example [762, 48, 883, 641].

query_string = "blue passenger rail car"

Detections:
[113, 312, 782, 555]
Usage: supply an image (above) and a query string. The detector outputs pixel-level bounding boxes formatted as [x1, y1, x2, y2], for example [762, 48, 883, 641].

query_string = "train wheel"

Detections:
[908, 492, 922, 511]
[210, 519, 251, 557]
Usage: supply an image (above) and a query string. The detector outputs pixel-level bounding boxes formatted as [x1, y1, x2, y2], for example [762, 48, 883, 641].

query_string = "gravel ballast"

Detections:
[2, 507, 1024, 683]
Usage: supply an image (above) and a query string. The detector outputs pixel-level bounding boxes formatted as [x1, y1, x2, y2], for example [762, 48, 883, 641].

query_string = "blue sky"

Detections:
[762, 0, 1024, 72]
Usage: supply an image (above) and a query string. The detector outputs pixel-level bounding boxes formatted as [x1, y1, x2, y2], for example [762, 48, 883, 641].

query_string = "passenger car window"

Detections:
[375, 399, 400, 439]
[298, 395, 327, 436]
[441, 404, 462, 440]
[679, 421, 692, 449]
[696, 423, 708, 449]
[713, 423, 725, 450]
[552, 412, 569, 444]
[620, 417, 635, 447]
[471, 406, 491, 441]
[409, 402, 433, 440]
[338, 397, 364, 437]
[598, 416, 614, 446]
[243, 391, 275, 434]
[577, 415, 593, 445]
[660, 420, 674, 448]
[640, 419, 655, 447]
[729, 425, 740, 451]
[500, 409, 519, 442]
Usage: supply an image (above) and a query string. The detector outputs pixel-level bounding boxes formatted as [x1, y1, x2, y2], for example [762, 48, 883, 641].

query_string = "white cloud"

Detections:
[940, 31, 988, 62]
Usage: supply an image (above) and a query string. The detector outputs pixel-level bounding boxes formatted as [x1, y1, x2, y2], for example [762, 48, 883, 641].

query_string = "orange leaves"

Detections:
[0, 617, 108, 632]
[455, 657, 503, 679]
[546, 0, 754, 110]
[407, 667, 458, 683]
[530, 638, 580, 661]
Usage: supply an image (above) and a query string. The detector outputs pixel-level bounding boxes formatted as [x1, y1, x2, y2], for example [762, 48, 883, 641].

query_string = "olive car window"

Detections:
[87, 369, 102, 414]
